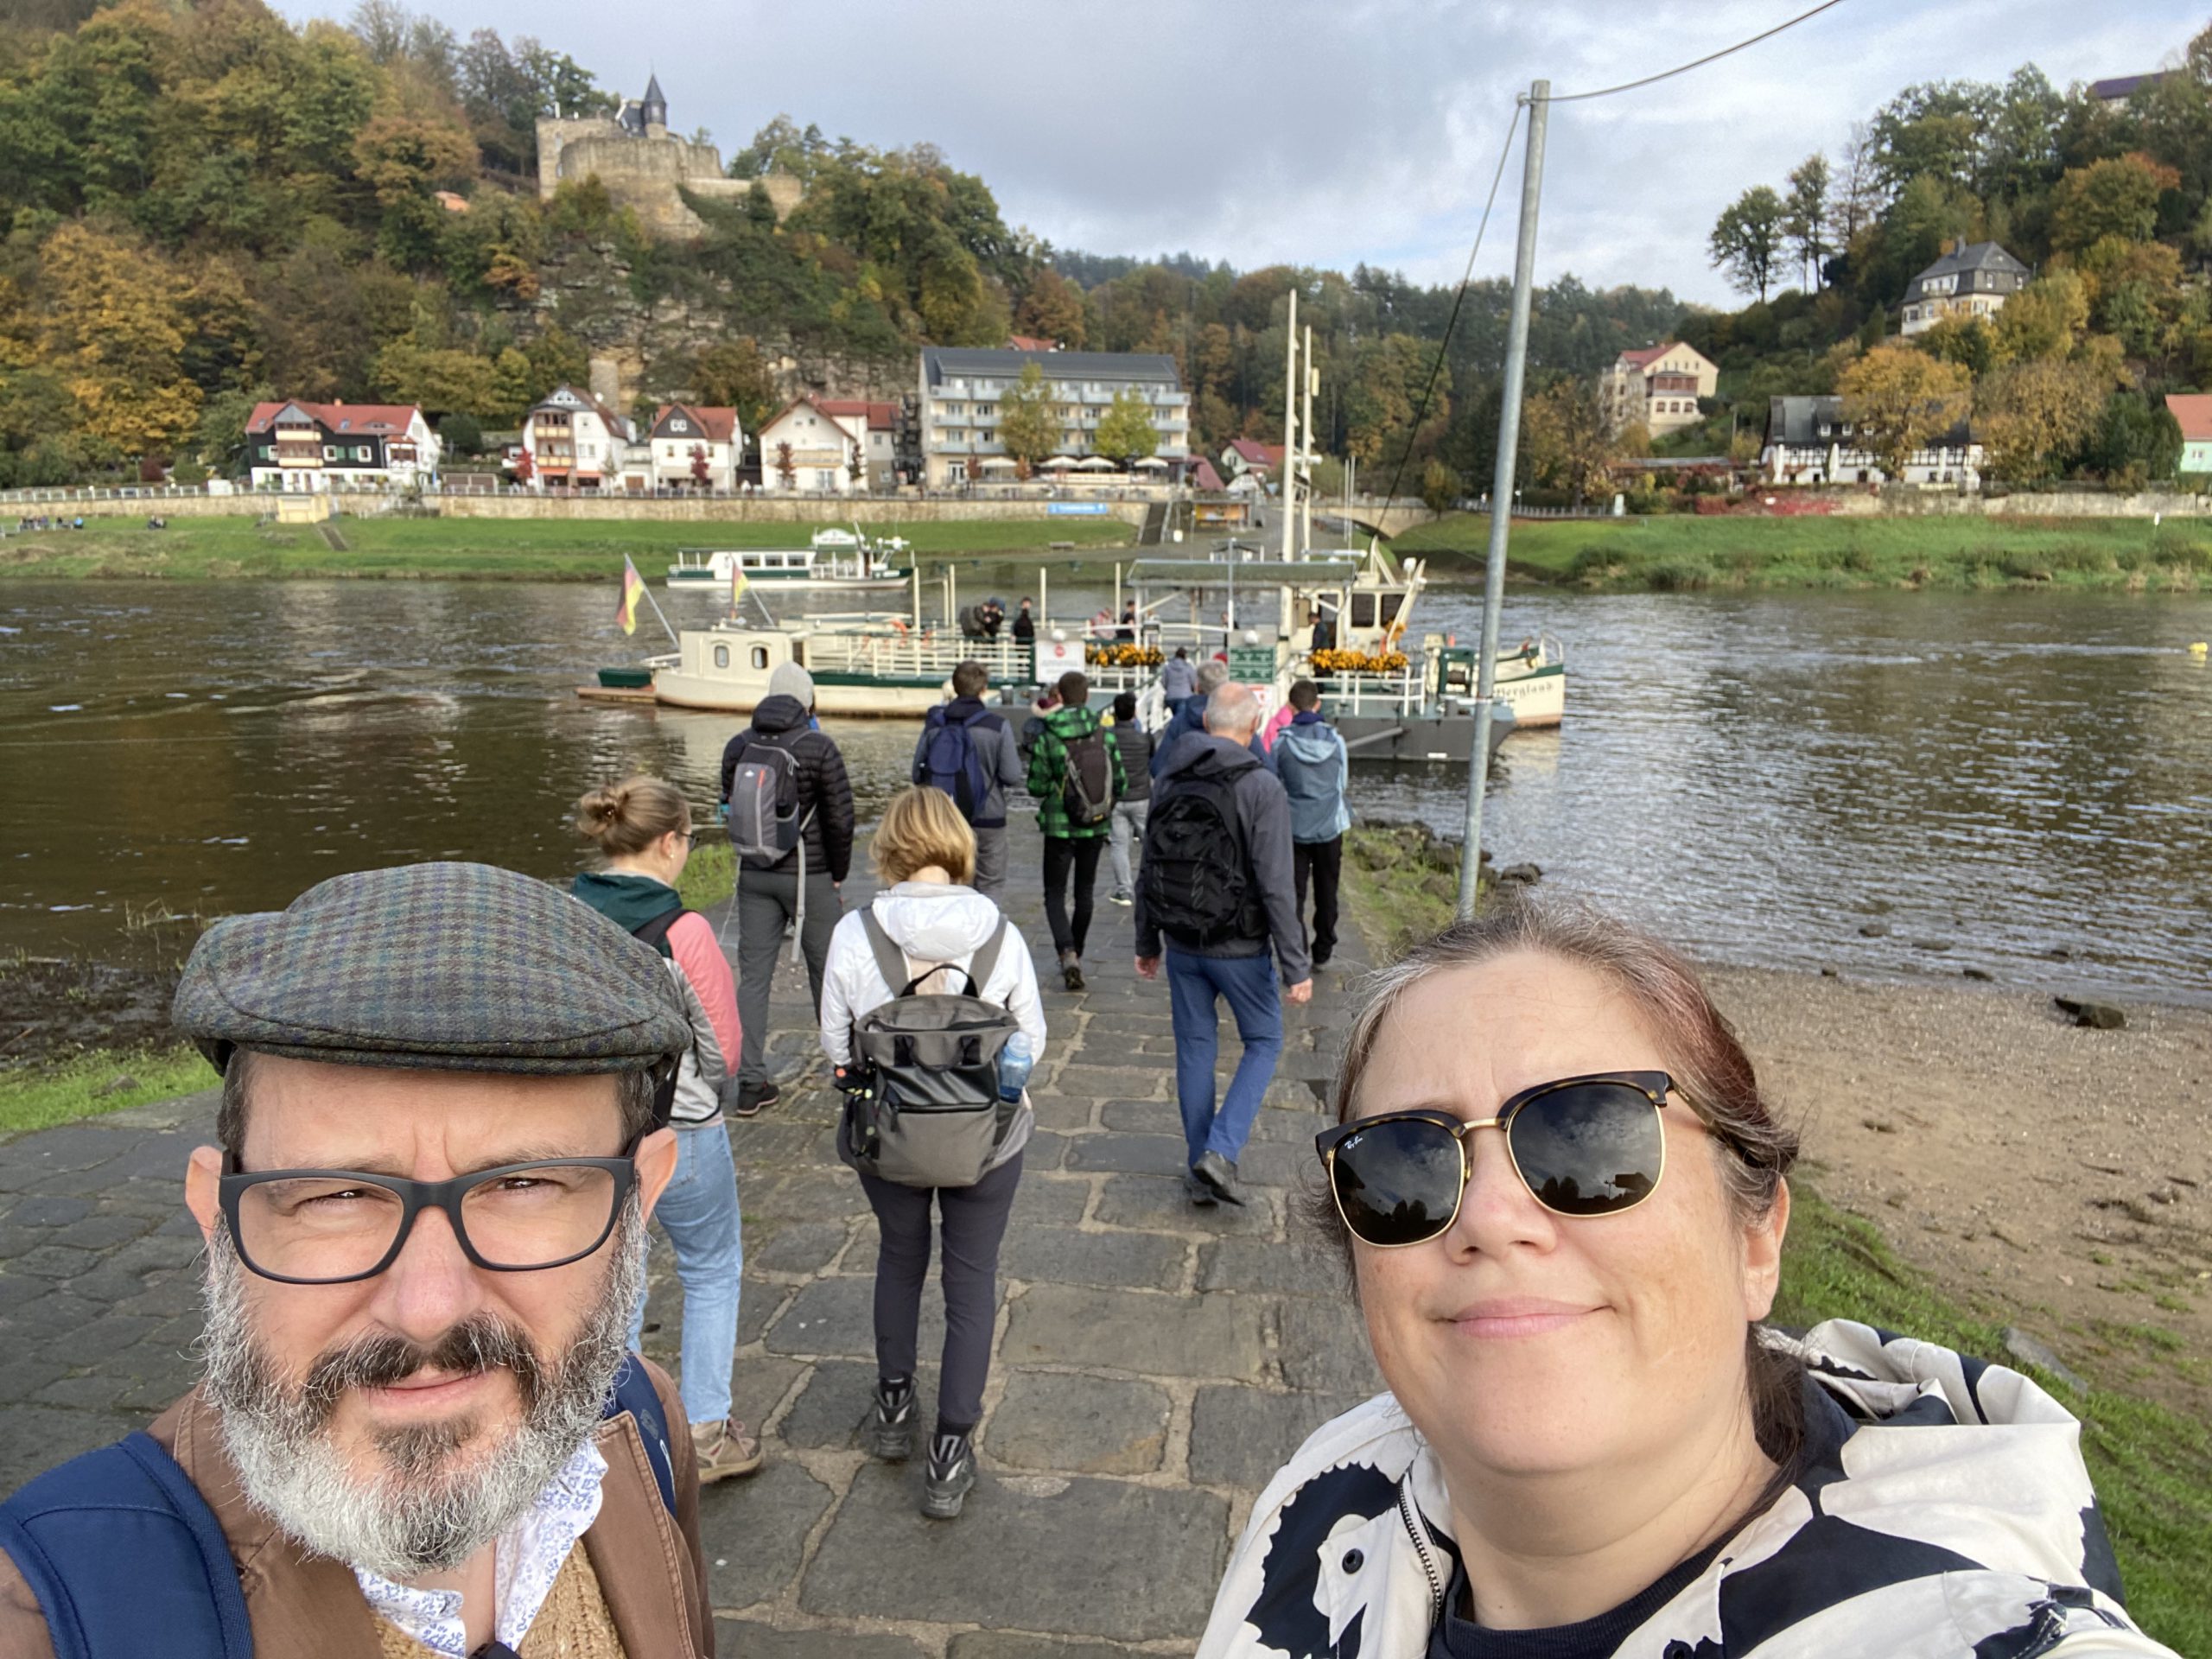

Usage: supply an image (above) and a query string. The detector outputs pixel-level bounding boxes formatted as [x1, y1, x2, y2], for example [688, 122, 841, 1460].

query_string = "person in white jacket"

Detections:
[1202, 899, 2171, 1659]
[819, 786, 1046, 1521]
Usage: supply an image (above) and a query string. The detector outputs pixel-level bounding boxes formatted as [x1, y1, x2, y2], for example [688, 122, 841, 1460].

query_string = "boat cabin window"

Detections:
[713, 645, 730, 669]
[751, 646, 770, 671]
[1351, 594, 1376, 628]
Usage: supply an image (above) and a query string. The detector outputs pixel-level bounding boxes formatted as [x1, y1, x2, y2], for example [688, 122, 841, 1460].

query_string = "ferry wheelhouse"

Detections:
[664, 528, 911, 592]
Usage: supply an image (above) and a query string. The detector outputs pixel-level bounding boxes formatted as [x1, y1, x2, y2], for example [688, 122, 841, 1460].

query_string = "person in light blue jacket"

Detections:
[1267, 679, 1351, 968]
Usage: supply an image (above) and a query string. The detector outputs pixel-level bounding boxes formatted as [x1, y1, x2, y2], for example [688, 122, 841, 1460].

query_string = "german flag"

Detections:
[617, 555, 645, 637]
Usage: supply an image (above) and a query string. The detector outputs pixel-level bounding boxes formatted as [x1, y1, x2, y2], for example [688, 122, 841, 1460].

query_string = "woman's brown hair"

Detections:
[575, 775, 690, 859]
[870, 785, 976, 886]
[1319, 895, 1806, 1469]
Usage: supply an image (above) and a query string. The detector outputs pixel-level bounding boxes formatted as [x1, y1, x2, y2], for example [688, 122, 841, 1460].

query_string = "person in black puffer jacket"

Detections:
[719, 663, 855, 1115]
[1105, 691, 1153, 906]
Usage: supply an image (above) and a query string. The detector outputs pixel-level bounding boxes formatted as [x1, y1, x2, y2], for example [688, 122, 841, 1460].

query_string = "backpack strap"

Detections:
[604, 1357, 678, 1518]
[626, 906, 688, 957]
[858, 907, 917, 995]
[965, 917, 1009, 996]
[0, 1431, 252, 1659]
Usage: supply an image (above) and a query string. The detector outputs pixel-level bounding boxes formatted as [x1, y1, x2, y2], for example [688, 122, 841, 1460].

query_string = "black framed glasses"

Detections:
[1316, 1071, 1698, 1248]
[219, 1139, 640, 1285]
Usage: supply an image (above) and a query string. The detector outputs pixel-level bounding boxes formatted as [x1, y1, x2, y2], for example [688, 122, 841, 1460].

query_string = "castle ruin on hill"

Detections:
[536, 74, 804, 238]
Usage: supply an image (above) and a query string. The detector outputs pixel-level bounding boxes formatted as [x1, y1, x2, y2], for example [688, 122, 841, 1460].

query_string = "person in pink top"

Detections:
[1259, 699, 1297, 753]
[573, 776, 765, 1484]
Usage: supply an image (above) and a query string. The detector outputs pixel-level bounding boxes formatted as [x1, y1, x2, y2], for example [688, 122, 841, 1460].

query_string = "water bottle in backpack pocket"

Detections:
[1059, 724, 1115, 828]
[838, 910, 1024, 1189]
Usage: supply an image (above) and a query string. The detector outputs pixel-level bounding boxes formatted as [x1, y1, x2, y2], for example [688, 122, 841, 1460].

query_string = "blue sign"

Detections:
[1046, 502, 1111, 517]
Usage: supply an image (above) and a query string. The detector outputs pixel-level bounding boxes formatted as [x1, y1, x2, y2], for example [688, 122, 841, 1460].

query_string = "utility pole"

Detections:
[1300, 322, 1315, 561]
[1458, 80, 1549, 920]
[1281, 288, 1300, 561]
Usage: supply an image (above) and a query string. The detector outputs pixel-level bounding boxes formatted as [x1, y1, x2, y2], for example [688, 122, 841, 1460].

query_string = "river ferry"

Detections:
[664, 528, 912, 593]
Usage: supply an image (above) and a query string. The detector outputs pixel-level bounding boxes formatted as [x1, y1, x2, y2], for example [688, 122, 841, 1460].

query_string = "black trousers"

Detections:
[857, 1151, 1024, 1431]
[1294, 836, 1343, 963]
[1041, 835, 1103, 958]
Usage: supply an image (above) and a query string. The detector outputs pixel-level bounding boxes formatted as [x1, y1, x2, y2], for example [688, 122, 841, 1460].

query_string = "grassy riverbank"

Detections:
[1392, 512, 2212, 593]
[0, 515, 1132, 581]
[0, 1046, 214, 1136]
[1341, 826, 2209, 1655]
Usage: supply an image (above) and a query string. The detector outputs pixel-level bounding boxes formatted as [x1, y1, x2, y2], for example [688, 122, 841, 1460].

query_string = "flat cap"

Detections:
[172, 861, 691, 1079]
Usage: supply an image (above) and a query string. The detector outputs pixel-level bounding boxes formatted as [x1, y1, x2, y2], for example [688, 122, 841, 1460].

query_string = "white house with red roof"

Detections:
[645, 403, 742, 491]
[755, 396, 899, 493]
[245, 401, 440, 492]
[521, 385, 635, 490]
[1220, 437, 1284, 483]
[2166, 394, 2212, 475]
[1599, 343, 1719, 435]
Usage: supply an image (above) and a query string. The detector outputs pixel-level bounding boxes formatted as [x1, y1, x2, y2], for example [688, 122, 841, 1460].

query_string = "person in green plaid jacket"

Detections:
[1026, 670, 1127, 990]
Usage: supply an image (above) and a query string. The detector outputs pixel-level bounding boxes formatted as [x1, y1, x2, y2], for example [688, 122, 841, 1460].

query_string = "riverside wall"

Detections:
[7, 493, 1154, 530]
[1826, 489, 2212, 518]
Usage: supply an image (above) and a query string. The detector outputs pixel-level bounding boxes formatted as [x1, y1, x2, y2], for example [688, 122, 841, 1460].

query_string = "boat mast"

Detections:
[1300, 322, 1315, 563]
[1281, 288, 1299, 563]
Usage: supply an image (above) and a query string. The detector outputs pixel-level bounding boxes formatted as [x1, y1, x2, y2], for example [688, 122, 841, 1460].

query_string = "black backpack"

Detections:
[1141, 757, 1265, 946]
[725, 730, 808, 864]
[1060, 723, 1115, 828]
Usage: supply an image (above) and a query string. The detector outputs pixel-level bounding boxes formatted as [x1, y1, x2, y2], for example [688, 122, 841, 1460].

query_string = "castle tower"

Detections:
[640, 73, 667, 135]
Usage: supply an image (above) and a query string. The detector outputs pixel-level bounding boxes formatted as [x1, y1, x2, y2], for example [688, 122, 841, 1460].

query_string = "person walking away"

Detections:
[1104, 690, 1153, 907]
[0, 863, 716, 1656]
[819, 787, 1047, 1519]
[1160, 646, 1197, 713]
[572, 776, 765, 1483]
[1135, 683, 1312, 1205]
[1027, 670, 1124, 989]
[913, 659, 1026, 901]
[1267, 679, 1351, 969]
[1012, 597, 1036, 644]
[1151, 659, 1265, 779]
[1019, 682, 1060, 767]
[1258, 696, 1296, 753]
[720, 661, 855, 1116]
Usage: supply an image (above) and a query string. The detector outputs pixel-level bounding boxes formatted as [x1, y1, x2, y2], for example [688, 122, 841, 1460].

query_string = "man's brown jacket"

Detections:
[0, 1360, 713, 1658]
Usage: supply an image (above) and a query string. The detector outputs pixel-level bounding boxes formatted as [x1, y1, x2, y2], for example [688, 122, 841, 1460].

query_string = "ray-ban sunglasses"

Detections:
[1316, 1071, 1739, 1247]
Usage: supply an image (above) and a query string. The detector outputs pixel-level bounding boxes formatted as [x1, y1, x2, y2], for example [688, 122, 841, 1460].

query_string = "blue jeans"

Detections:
[628, 1120, 744, 1426]
[1166, 948, 1284, 1167]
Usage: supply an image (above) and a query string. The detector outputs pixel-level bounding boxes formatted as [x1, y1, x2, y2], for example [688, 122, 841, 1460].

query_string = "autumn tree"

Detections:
[1990, 271, 2088, 365]
[1710, 186, 1787, 301]
[690, 338, 779, 438]
[2049, 155, 2178, 256]
[1092, 386, 1159, 465]
[1013, 268, 1086, 347]
[996, 361, 1059, 468]
[38, 222, 201, 458]
[1784, 155, 1831, 289]
[1976, 359, 2107, 481]
[1835, 343, 1971, 481]
[1518, 379, 1618, 504]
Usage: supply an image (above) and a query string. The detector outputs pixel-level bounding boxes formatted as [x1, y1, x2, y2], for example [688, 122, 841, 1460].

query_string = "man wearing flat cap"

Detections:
[0, 863, 716, 1659]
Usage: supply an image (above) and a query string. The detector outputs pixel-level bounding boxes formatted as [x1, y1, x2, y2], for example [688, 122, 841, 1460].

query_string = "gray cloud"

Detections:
[273, 0, 2202, 302]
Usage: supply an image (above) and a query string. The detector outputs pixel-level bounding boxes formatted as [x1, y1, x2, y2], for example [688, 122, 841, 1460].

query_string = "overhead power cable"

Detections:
[1541, 0, 1850, 103]
[1372, 101, 1522, 520]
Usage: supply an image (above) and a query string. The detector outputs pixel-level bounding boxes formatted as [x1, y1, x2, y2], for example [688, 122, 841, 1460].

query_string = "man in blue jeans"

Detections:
[1134, 682, 1313, 1205]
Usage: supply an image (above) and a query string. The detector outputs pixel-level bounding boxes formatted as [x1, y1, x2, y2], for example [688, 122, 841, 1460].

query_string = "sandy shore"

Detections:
[1704, 964, 2211, 1409]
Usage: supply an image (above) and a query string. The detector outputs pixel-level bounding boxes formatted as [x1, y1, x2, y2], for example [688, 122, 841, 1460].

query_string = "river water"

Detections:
[3, 574, 2209, 1002]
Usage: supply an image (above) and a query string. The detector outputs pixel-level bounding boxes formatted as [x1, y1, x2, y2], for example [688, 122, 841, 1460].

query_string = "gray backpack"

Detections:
[838, 909, 1022, 1189]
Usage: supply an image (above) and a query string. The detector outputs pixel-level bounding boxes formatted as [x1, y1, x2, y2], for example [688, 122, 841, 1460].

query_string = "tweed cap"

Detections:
[172, 861, 692, 1079]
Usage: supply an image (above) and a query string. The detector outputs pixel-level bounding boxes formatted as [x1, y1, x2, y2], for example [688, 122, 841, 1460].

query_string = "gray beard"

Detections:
[199, 1199, 645, 1582]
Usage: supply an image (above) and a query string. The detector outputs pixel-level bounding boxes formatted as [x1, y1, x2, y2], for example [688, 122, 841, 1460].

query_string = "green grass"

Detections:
[1389, 513, 2212, 593]
[0, 513, 1132, 582]
[1777, 1188, 2210, 1655]
[677, 842, 735, 912]
[0, 1045, 216, 1137]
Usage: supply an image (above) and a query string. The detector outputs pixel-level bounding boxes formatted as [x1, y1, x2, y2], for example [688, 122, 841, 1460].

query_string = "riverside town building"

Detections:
[1898, 241, 2031, 337]
[1599, 343, 1720, 436]
[917, 346, 1191, 487]
[245, 401, 441, 493]
[1762, 395, 1984, 489]
[754, 397, 899, 493]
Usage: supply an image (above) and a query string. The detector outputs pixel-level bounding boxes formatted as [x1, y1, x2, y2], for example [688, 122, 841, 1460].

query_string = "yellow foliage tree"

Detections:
[1976, 359, 2108, 482]
[1835, 343, 1971, 482]
[1990, 272, 2088, 366]
[37, 222, 201, 456]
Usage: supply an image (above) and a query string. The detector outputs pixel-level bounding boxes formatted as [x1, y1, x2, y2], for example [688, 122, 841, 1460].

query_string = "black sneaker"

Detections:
[1059, 950, 1085, 992]
[921, 1430, 976, 1520]
[1192, 1150, 1245, 1206]
[867, 1378, 915, 1461]
[1183, 1170, 1218, 1207]
[731, 1080, 780, 1119]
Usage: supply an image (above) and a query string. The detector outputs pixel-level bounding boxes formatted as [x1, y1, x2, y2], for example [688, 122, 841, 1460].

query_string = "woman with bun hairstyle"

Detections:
[572, 774, 765, 1484]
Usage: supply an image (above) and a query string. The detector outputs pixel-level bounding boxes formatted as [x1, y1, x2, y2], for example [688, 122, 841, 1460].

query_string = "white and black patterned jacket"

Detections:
[1198, 1320, 2172, 1659]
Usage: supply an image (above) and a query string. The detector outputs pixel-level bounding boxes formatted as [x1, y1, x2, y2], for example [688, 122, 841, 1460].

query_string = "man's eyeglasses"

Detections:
[219, 1140, 640, 1285]
[1317, 1071, 1724, 1248]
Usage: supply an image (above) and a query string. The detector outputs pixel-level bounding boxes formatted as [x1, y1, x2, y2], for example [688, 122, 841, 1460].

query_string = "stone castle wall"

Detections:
[536, 118, 803, 238]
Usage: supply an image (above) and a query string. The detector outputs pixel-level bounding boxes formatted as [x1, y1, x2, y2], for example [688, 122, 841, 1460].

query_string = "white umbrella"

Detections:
[1039, 455, 1076, 469]
[1132, 455, 1169, 469]
[979, 455, 1017, 469]
[1075, 455, 1116, 470]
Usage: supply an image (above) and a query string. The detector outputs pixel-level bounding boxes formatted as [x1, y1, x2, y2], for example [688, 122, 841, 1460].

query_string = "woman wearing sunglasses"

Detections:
[1199, 902, 2168, 1658]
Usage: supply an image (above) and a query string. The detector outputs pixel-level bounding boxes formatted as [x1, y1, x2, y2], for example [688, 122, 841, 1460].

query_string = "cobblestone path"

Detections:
[0, 818, 1383, 1656]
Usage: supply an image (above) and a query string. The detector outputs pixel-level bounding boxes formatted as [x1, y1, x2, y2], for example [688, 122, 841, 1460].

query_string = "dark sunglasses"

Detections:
[1317, 1071, 1706, 1247]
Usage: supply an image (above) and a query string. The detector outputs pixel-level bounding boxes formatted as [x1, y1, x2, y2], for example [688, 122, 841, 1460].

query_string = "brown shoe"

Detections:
[693, 1417, 765, 1484]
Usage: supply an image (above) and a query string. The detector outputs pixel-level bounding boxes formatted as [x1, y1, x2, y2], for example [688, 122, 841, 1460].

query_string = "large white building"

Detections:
[1762, 396, 1981, 488]
[917, 347, 1190, 488]
[521, 385, 632, 490]
[755, 397, 897, 493]
[245, 401, 440, 492]
[1599, 343, 1719, 435]
[1900, 243, 2031, 337]
[644, 404, 741, 492]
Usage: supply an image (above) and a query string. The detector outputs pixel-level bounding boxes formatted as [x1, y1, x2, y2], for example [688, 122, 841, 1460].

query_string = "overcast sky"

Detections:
[275, 0, 2204, 305]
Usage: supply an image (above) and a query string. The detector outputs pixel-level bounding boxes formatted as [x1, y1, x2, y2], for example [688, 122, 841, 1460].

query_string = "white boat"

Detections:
[646, 622, 1029, 716]
[664, 528, 912, 592]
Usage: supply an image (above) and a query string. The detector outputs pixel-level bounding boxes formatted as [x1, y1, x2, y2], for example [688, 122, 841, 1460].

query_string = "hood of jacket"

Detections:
[1162, 730, 1263, 783]
[868, 881, 1005, 963]
[570, 871, 681, 947]
[1273, 720, 1340, 766]
[751, 693, 809, 735]
[1197, 1319, 2150, 1659]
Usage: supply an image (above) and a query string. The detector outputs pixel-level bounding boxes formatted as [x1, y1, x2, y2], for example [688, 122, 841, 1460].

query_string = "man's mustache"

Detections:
[296, 1314, 544, 1423]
